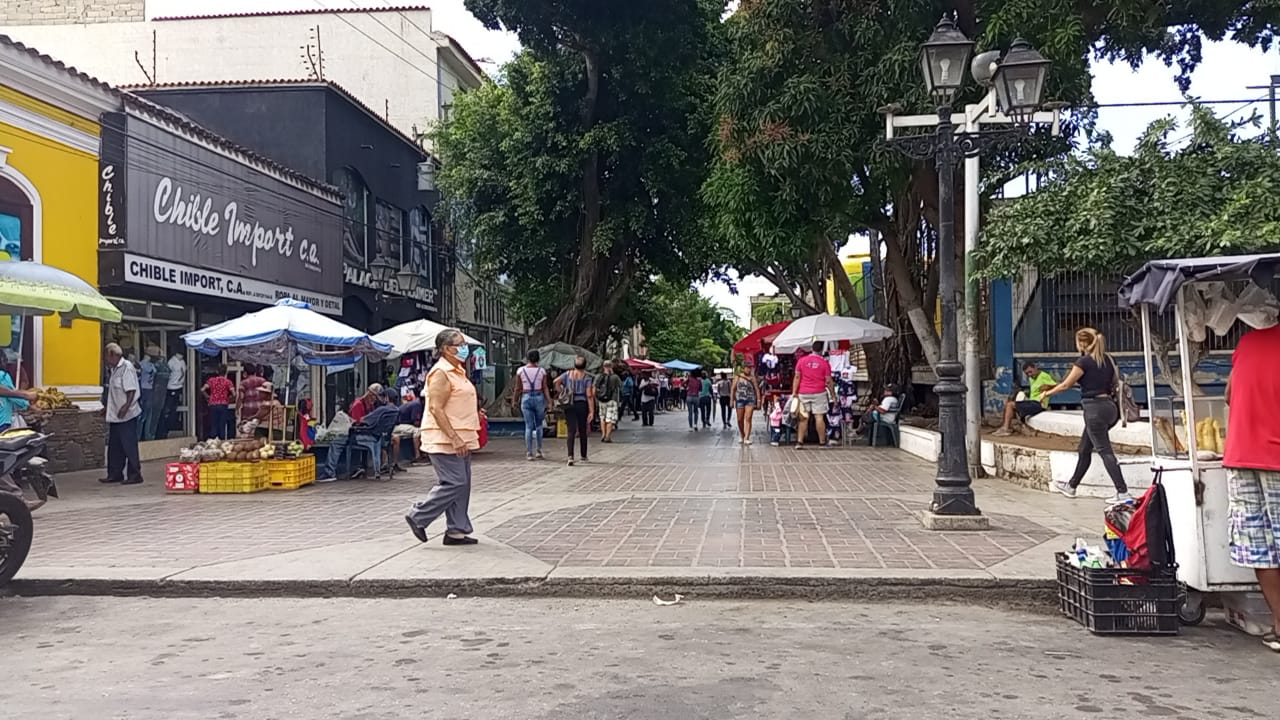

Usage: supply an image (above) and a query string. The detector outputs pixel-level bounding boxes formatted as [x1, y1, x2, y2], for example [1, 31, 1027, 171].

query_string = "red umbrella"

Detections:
[732, 321, 791, 354]
[625, 358, 664, 371]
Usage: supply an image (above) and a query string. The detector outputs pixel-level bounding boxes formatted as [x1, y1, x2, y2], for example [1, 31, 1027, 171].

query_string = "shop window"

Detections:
[332, 167, 370, 266]
[0, 177, 33, 380]
[374, 200, 404, 265]
[409, 206, 432, 287]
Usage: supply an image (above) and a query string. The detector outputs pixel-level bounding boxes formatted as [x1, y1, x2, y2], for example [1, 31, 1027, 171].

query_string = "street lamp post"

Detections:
[884, 15, 1052, 524]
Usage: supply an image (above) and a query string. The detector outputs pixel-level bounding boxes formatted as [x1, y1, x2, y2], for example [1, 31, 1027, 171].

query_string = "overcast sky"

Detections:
[153, 0, 1280, 325]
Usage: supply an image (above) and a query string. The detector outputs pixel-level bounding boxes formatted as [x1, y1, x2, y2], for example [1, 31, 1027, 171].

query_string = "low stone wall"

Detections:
[33, 409, 106, 474]
[898, 425, 1153, 498]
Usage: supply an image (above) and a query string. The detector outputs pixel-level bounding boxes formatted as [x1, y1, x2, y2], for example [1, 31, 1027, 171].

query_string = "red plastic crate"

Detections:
[165, 462, 199, 493]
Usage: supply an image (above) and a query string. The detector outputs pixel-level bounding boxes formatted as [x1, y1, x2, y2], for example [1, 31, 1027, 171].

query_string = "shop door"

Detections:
[103, 323, 194, 441]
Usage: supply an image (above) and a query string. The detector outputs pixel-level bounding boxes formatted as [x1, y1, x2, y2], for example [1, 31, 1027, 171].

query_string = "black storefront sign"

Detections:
[98, 113, 128, 249]
[96, 112, 343, 303]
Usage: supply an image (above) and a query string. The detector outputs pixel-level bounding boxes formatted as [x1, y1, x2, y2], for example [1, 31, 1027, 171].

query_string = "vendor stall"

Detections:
[178, 298, 392, 492]
[1118, 253, 1280, 622]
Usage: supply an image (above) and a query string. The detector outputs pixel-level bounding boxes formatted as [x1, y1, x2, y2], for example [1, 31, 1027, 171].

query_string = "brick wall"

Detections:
[0, 0, 144, 26]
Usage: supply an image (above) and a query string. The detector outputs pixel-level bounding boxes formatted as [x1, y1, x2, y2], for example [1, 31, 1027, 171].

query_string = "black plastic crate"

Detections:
[1055, 553, 1180, 635]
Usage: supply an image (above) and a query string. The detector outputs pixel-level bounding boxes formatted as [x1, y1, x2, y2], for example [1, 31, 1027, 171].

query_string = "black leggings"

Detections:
[720, 397, 731, 426]
[1069, 397, 1127, 493]
[641, 400, 656, 426]
[565, 400, 589, 460]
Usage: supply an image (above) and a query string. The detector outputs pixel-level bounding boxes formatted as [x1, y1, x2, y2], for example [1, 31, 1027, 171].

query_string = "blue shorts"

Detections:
[735, 398, 756, 408]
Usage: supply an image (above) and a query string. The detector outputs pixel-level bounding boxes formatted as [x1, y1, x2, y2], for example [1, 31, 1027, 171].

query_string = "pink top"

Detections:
[795, 355, 832, 394]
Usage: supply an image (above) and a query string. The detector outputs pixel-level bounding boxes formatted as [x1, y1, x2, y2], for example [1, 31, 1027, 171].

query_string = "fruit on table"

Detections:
[32, 387, 75, 410]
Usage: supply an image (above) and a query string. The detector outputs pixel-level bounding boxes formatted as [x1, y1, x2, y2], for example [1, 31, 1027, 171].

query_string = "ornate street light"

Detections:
[369, 256, 397, 289]
[919, 15, 974, 104]
[396, 265, 421, 295]
[790, 305, 804, 319]
[885, 16, 1053, 522]
[993, 38, 1051, 124]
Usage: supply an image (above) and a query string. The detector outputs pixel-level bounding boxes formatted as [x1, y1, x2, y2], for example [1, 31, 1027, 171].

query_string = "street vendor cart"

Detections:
[1118, 253, 1280, 623]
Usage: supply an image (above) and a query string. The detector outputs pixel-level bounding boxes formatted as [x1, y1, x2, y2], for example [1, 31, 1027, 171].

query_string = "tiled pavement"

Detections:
[13, 410, 1100, 587]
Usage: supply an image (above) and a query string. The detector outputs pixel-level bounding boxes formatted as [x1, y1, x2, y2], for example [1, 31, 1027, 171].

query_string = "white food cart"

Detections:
[1119, 254, 1279, 624]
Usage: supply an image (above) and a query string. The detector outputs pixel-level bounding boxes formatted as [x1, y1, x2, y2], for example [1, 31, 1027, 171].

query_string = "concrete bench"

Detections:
[1024, 410, 1150, 449]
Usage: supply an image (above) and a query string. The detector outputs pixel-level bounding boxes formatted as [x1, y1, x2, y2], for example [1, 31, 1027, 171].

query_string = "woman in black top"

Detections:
[1041, 328, 1131, 503]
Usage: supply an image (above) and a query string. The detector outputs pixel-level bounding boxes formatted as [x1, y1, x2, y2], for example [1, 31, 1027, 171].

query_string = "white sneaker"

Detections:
[1053, 481, 1076, 498]
[744, 439, 752, 446]
[1106, 492, 1134, 505]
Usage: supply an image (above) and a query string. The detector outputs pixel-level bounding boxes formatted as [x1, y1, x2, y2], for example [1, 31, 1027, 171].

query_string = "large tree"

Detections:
[980, 106, 1280, 392]
[702, 0, 1278, 387]
[435, 0, 726, 347]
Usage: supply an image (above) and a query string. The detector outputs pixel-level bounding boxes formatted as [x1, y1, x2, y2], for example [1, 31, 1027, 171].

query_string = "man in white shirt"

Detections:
[159, 348, 187, 438]
[102, 343, 144, 485]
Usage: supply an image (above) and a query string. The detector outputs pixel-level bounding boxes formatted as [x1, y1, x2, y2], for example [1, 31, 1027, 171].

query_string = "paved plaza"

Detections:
[13, 411, 1100, 593]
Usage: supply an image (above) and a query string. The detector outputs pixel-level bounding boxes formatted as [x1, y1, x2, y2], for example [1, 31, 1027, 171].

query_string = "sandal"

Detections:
[1263, 631, 1280, 653]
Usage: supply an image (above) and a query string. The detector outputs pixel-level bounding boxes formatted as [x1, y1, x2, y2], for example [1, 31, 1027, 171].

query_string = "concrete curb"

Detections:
[3, 575, 1061, 612]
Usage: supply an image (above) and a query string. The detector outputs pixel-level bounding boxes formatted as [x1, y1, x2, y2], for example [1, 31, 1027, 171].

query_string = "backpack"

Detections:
[1104, 471, 1176, 571]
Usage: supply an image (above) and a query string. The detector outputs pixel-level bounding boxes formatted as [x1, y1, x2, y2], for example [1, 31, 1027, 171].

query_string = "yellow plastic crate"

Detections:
[198, 461, 269, 494]
[266, 455, 316, 491]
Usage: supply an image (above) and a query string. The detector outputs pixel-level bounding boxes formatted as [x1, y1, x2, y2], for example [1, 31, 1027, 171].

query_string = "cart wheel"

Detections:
[1178, 594, 1206, 626]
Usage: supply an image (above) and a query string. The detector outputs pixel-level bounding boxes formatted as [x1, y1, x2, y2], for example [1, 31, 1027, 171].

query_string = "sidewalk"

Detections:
[11, 411, 1101, 599]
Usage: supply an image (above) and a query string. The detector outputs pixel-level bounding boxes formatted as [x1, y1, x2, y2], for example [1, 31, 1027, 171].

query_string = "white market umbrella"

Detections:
[771, 313, 893, 354]
[182, 298, 392, 366]
[370, 319, 483, 360]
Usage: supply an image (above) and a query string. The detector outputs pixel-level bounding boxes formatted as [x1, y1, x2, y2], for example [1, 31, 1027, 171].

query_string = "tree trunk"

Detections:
[1150, 332, 1207, 398]
[820, 235, 865, 318]
[883, 228, 941, 370]
[535, 48, 604, 344]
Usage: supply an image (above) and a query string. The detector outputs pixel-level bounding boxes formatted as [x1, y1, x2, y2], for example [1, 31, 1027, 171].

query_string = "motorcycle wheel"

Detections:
[0, 493, 33, 585]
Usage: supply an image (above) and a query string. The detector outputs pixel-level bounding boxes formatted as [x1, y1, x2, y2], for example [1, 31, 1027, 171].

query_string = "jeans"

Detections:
[1069, 397, 1128, 493]
[138, 389, 151, 439]
[641, 400, 656, 426]
[565, 400, 589, 460]
[208, 404, 231, 440]
[521, 393, 546, 454]
[699, 396, 712, 426]
[106, 420, 143, 483]
[321, 434, 382, 479]
[720, 397, 731, 427]
[686, 398, 698, 428]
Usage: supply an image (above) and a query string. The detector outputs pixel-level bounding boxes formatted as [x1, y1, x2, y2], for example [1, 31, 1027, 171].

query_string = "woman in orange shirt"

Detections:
[405, 328, 482, 546]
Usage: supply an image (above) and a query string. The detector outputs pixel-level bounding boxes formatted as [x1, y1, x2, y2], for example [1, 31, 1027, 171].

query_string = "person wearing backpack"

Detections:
[554, 356, 596, 466]
[595, 361, 623, 443]
[1042, 328, 1131, 504]
[638, 373, 658, 426]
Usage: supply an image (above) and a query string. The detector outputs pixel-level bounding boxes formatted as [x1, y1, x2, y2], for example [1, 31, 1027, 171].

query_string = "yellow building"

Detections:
[0, 36, 119, 399]
[826, 252, 870, 315]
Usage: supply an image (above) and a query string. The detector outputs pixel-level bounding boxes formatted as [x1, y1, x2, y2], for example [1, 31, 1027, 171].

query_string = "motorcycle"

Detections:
[0, 429, 57, 584]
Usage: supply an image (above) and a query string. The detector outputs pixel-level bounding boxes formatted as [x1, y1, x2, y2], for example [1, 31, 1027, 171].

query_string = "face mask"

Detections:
[455, 345, 471, 361]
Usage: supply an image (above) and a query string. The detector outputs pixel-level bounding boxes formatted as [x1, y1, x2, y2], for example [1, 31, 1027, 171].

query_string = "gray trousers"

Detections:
[406, 453, 473, 535]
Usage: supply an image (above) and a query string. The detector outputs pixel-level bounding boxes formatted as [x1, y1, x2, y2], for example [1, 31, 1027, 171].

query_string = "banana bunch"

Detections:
[33, 387, 74, 410]
[1195, 417, 1224, 455]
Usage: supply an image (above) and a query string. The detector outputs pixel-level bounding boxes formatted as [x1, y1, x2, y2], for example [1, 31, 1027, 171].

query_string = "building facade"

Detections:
[132, 81, 454, 415]
[0, 35, 118, 400]
[2, 3, 482, 140]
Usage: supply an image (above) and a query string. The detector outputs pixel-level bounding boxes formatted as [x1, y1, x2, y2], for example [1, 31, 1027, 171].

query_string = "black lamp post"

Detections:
[886, 15, 1050, 517]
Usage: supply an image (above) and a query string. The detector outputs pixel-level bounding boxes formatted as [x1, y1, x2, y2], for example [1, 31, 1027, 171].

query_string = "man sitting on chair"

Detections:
[319, 391, 399, 481]
[857, 385, 901, 437]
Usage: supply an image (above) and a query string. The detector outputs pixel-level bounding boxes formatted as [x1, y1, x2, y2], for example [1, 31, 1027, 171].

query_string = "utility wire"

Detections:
[308, 0, 439, 83]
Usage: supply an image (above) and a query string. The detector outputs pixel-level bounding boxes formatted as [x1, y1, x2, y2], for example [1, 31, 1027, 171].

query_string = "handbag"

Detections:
[555, 375, 573, 408]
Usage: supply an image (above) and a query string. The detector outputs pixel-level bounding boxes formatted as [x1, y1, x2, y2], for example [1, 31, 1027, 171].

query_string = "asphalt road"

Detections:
[1, 596, 1271, 719]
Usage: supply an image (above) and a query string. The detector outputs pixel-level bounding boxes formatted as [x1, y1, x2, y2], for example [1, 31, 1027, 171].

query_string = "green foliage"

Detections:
[642, 281, 745, 369]
[751, 300, 790, 327]
[434, 0, 727, 344]
[979, 105, 1280, 278]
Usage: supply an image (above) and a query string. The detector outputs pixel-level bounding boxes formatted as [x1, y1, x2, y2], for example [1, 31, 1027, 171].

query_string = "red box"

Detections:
[165, 462, 200, 493]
